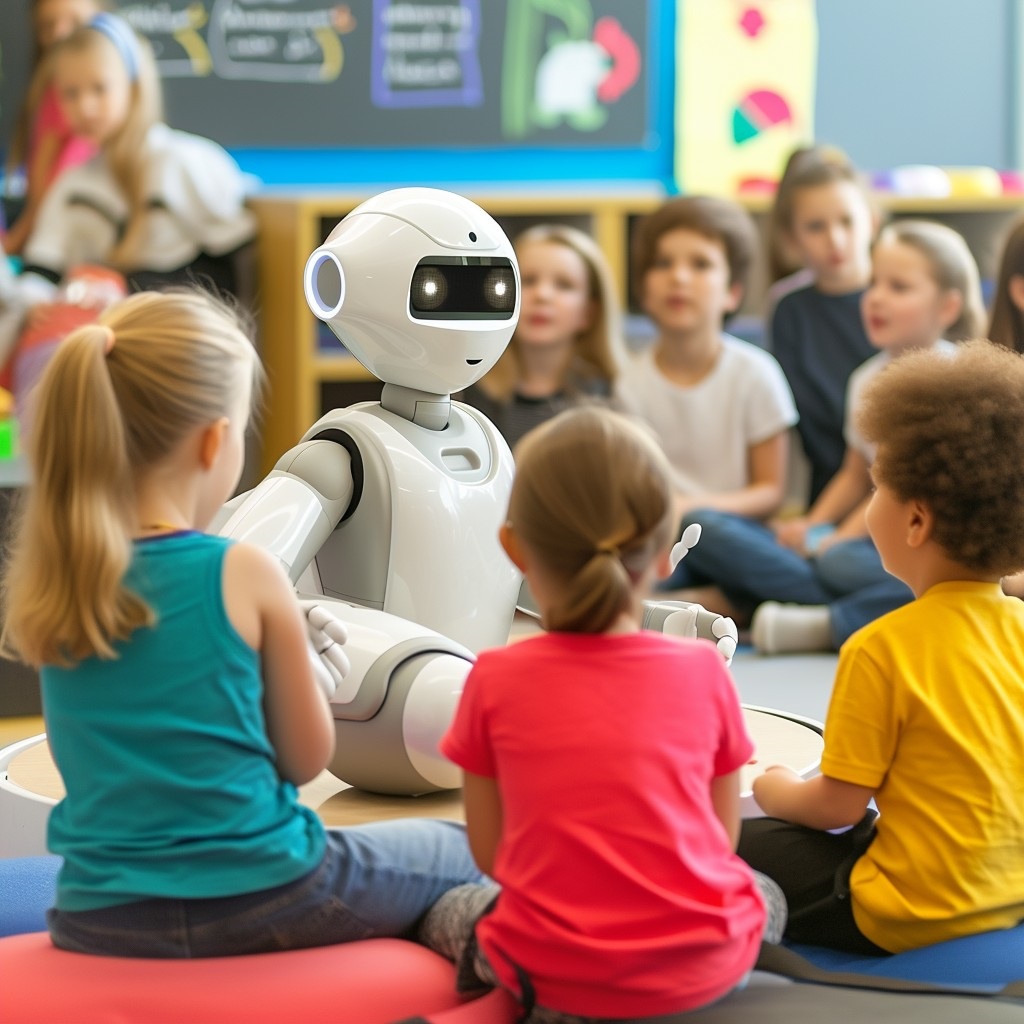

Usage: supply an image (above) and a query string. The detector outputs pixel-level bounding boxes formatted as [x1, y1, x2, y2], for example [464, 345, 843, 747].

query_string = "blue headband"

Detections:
[88, 13, 140, 81]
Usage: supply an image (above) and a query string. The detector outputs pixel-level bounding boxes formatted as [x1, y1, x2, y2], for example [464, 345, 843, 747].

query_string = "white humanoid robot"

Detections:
[217, 188, 737, 795]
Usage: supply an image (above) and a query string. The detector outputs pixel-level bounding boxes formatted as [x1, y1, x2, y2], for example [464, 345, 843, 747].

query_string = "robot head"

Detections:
[304, 188, 520, 396]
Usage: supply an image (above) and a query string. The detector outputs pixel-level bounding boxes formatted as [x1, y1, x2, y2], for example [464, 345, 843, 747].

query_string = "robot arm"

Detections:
[644, 523, 739, 664]
[641, 600, 739, 666]
[216, 438, 355, 584]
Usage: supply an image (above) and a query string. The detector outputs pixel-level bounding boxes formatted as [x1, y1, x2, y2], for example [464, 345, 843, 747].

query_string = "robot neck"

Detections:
[381, 383, 452, 430]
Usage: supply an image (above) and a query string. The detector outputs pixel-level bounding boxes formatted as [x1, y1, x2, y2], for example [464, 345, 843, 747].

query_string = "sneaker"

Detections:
[751, 601, 832, 655]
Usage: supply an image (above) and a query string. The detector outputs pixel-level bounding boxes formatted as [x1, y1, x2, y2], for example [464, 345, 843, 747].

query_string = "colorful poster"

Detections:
[675, 0, 818, 195]
[501, 0, 643, 140]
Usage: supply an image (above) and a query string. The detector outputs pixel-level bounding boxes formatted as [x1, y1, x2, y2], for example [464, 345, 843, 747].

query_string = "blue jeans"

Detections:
[47, 819, 483, 958]
[664, 509, 913, 647]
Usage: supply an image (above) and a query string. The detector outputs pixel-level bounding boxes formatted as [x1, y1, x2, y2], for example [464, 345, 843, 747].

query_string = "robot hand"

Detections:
[641, 599, 739, 667]
[299, 599, 351, 699]
[668, 522, 702, 572]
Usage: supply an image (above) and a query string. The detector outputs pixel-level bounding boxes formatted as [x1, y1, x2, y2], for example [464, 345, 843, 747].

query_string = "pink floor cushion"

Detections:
[0, 932, 474, 1024]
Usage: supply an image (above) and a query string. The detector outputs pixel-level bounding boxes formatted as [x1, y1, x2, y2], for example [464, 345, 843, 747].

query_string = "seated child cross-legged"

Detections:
[765, 144, 877, 505]
[740, 340, 1024, 956]
[0, 290, 482, 959]
[674, 219, 987, 650]
[419, 407, 786, 1023]
[614, 195, 798, 597]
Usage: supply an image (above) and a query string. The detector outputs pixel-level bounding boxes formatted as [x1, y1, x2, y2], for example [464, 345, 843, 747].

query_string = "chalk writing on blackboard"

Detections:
[120, 2, 213, 76]
[122, 1, 357, 82]
[371, 0, 482, 108]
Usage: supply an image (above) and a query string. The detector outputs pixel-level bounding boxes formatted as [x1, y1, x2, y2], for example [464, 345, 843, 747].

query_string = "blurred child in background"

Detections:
[460, 224, 626, 450]
[615, 196, 797, 595]
[5, 13, 255, 430]
[2, 0, 108, 254]
[988, 213, 1024, 599]
[676, 219, 986, 652]
[765, 145, 877, 504]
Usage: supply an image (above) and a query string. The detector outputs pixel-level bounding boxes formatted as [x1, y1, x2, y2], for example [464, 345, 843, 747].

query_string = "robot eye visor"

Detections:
[409, 257, 517, 321]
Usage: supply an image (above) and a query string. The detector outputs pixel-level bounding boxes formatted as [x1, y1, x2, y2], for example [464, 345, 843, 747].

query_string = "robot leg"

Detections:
[311, 601, 473, 796]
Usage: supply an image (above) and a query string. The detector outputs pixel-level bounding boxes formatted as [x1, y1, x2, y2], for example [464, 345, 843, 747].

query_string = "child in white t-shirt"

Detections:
[615, 195, 797, 593]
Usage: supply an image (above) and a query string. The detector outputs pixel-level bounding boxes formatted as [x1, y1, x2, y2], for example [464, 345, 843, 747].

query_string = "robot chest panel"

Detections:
[317, 415, 520, 652]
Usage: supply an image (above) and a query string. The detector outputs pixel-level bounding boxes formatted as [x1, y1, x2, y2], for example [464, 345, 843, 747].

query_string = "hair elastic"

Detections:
[98, 325, 116, 355]
[88, 13, 140, 81]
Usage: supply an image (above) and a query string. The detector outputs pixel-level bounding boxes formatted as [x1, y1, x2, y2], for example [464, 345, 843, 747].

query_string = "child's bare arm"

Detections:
[752, 765, 874, 830]
[3, 134, 62, 255]
[462, 771, 503, 876]
[710, 770, 742, 849]
[1002, 572, 1024, 600]
[676, 431, 789, 521]
[804, 447, 872, 530]
[225, 543, 335, 785]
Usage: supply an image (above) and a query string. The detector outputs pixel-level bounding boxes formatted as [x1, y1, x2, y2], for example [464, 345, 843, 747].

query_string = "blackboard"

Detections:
[0, 0, 650, 151]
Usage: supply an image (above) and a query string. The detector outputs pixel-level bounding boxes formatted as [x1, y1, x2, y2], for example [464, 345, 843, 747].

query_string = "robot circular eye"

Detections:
[410, 266, 448, 312]
[304, 249, 346, 319]
[483, 267, 516, 312]
[469, 231, 477, 242]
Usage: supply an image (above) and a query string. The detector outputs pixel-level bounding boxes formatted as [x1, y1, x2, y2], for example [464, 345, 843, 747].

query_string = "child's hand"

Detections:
[751, 764, 802, 815]
[299, 599, 351, 699]
[772, 517, 809, 554]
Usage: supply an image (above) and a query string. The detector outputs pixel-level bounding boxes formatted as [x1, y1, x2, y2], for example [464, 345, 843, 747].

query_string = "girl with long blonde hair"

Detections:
[1, 289, 482, 958]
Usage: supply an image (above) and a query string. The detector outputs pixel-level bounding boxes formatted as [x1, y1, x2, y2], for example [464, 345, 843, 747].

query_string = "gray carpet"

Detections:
[730, 649, 838, 726]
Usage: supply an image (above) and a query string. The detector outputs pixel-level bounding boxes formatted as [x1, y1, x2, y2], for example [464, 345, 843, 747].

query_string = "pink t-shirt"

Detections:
[32, 85, 97, 184]
[442, 631, 764, 1018]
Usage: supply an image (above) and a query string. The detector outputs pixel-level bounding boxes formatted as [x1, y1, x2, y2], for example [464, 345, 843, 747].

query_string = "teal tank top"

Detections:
[42, 532, 326, 911]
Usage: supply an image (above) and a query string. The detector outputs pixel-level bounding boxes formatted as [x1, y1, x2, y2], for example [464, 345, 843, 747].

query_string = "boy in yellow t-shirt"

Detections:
[739, 339, 1024, 956]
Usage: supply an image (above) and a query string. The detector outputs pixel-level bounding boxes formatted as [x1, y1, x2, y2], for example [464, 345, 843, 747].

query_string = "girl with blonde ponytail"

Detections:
[1, 289, 483, 958]
[420, 406, 787, 1023]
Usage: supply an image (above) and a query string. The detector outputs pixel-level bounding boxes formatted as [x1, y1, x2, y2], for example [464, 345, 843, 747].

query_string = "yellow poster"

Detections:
[676, 0, 818, 195]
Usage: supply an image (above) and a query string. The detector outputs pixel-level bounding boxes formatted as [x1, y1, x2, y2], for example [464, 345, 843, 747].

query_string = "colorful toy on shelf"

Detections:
[871, 164, 1019, 198]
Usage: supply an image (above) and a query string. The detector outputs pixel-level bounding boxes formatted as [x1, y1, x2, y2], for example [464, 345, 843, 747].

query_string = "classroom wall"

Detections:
[235, 0, 1022, 188]
[0, 1, 1019, 187]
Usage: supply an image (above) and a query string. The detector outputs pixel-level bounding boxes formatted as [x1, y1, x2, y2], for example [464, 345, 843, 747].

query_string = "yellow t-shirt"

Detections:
[821, 581, 1024, 953]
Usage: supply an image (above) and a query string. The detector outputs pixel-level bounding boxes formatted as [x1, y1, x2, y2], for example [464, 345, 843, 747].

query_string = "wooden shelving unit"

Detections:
[250, 190, 1023, 474]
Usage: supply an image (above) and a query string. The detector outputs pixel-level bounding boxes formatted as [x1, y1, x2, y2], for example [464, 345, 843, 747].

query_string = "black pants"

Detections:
[738, 811, 889, 956]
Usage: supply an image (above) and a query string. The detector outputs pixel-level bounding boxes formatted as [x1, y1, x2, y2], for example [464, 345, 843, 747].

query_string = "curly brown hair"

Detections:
[857, 340, 1024, 576]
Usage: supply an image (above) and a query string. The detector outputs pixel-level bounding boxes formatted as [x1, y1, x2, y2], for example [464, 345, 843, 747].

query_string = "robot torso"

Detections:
[304, 400, 520, 653]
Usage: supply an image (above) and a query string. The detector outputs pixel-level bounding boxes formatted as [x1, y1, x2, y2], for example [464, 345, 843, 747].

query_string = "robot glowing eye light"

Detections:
[409, 258, 517, 320]
[483, 268, 515, 312]
[410, 266, 448, 311]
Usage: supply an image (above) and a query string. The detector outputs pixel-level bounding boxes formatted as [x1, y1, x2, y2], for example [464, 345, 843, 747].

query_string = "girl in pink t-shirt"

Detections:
[420, 407, 786, 1022]
[2, 0, 105, 255]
